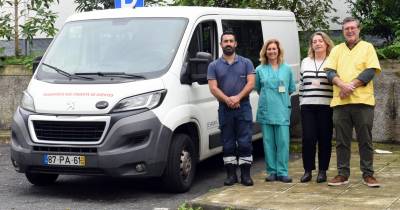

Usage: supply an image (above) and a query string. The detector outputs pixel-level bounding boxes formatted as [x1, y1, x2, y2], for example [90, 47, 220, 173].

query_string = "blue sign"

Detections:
[114, 0, 144, 8]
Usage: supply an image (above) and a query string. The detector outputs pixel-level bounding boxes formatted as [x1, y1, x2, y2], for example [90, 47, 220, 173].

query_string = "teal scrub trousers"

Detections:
[261, 124, 290, 176]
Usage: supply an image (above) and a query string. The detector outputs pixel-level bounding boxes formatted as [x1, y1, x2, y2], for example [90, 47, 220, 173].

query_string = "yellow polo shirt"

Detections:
[324, 41, 381, 107]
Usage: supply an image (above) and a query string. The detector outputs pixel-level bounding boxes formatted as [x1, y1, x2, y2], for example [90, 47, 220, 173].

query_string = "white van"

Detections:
[10, 6, 300, 192]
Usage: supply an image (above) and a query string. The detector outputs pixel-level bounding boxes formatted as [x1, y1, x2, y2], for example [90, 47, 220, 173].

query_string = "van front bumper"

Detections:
[10, 107, 172, 177]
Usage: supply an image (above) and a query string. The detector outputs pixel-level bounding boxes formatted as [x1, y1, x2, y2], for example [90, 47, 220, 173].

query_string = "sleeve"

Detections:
[366, 44, 381, 74]
[287, 65, 296, 94]
[207, 61, 216, 80]
[324, 45, 339, 71]
[255, 66, 261, 94]
[326, 69, 338, 84]
[356, 68, 376, 85]
[246, 58, 255, 75]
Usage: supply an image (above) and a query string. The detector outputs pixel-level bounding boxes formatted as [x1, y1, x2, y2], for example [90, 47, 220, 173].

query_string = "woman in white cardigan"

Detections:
[299, 32, 335, 183]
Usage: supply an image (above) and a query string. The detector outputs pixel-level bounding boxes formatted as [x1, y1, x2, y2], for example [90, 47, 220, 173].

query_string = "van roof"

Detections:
[66, 6, 295, 22]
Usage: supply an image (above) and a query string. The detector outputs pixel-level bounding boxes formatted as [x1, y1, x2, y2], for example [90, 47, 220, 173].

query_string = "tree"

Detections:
[347, 0, 400, 43]
[173, 0, 337, 31]
[74, 0, 169, 12]
[0, 1, 13, 40]
[0, 0, 59, 56]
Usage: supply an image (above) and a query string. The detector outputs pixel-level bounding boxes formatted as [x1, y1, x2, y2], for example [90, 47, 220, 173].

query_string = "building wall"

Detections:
[329, 0, 352, 30]
[51, 1, 79, 33]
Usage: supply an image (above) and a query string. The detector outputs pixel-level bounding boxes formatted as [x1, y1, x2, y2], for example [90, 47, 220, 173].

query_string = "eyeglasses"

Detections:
[344, 26, 358, 31]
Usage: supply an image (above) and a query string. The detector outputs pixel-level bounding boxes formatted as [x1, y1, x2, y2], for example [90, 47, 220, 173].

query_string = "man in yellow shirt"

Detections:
[324, 17, 381, 187]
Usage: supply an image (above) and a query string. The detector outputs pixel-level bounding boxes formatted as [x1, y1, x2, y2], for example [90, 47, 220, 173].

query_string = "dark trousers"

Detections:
[333, 104, 374, 178]
[301, 105, 333, 171]
[218, 101, 253, 160]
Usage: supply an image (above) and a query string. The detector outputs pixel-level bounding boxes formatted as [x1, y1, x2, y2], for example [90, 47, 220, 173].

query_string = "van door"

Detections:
[183, 18, 221, 159]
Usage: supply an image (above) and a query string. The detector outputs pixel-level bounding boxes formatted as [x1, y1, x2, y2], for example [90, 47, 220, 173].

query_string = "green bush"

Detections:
[0, 47, 4, 68]
[298, 31, 312, 60]
[178, 203, 203, 210]
[3, 52, 43, 70]
[377, 41, 400, 59]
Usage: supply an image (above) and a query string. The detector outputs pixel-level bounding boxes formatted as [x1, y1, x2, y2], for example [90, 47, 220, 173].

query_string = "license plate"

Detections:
[44, 154, 85, 166]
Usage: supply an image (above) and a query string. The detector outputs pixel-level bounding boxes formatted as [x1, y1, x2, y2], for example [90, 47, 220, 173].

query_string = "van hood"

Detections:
[27, 78, 165, 115]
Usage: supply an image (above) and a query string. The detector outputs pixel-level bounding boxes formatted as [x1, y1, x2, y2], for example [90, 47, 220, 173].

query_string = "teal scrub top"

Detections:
[255, 63, 296, 125]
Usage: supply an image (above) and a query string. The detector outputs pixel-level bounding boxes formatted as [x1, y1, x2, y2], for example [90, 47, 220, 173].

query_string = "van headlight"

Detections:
[21, 91, 35, 112]
[111, 90, 166, 113]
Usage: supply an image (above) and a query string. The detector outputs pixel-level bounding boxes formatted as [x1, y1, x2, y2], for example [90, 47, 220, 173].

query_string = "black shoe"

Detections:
[224, 164, 238, 186]
[240, 164, 254, 186]
[300, 171, 312, 183]
[316, 170, 327, 183]
[265, 174, 277, 182]
[278, 176, 292, 183]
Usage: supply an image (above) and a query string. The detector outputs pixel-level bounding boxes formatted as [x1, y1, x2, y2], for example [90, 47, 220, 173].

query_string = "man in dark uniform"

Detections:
[207, 31, 255, 186]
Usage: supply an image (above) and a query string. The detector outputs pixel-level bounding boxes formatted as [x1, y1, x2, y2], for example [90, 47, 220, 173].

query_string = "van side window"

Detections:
[181, 20, 218, 85]
[187, 21, 218, 60]
[222, 20, 263, 66]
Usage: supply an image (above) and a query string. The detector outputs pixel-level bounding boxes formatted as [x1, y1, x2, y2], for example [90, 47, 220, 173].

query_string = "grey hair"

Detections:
[342, 17, 360, 28]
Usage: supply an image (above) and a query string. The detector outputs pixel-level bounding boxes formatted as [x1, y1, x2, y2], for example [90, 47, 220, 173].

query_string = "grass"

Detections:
[178, 203, 234, 210]
[178, 203, 203, 210]
[3, 55, 36, 70]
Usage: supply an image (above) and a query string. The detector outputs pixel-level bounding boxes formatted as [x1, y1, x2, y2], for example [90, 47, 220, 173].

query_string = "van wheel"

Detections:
[163, 133, 196, 193]
[25, 172, 59, 186]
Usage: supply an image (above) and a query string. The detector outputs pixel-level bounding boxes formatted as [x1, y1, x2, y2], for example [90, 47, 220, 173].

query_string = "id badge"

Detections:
[312, 80, 320, 87]
[278, 85, 286, 93]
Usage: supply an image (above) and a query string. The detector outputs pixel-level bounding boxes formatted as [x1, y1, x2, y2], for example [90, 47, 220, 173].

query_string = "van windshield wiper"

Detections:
[42, 63, 94, 80]
[74, 72, 146, 79]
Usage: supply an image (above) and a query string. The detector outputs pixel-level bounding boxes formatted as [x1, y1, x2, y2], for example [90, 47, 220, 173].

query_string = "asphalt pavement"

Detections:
[0, 137, 275, 210]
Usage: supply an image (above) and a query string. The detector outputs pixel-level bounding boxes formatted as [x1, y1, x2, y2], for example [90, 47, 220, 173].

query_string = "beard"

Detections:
[222, 46, 235, 56]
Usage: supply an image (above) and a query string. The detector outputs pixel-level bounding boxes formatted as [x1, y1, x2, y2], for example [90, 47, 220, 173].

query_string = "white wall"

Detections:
[51, 0, 79, 32]
[0, 0, 78, 39]
[329, 0, 352, 30]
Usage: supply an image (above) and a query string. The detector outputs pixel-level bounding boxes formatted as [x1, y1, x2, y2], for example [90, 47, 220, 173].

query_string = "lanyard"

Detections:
[313, 57, 326, 78]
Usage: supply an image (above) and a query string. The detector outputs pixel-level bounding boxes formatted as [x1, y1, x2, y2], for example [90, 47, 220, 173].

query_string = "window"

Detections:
[222, 20, 263, 66]
[187, 21, 218, 60]
[37, 18, 188, 83]
[181, 20, 218, 85]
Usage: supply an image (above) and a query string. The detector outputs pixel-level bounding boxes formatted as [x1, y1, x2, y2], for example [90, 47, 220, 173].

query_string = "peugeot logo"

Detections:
[95, 101, 109, 109]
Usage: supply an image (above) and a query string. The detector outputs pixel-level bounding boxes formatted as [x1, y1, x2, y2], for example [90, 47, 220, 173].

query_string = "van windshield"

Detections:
[36, 18, 188, 83]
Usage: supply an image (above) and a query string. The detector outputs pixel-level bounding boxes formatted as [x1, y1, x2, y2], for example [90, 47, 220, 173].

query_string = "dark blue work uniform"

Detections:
[207, 55, 255, 165]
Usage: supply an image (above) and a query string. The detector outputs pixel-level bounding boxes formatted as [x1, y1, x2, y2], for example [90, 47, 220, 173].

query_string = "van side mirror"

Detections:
[32, 56, 42, 73]
[188, 52, 212, 85]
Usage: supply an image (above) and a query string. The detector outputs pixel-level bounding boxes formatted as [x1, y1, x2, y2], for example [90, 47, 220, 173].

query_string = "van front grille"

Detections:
[29, 166, 104, 175]
[32, 120, 106, 142]
[33, 146, 98, 154]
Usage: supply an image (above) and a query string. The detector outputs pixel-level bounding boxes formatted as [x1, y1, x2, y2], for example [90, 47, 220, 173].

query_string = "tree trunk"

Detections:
[14, 0, 19, 57]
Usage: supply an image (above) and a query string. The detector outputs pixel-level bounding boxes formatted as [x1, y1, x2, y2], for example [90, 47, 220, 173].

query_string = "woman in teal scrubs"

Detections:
[255, 39, 296, 183]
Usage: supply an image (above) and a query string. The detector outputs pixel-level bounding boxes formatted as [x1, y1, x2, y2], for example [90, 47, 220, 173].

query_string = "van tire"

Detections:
[162, 133, 196, 193]
[25, 172, 59, 186]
